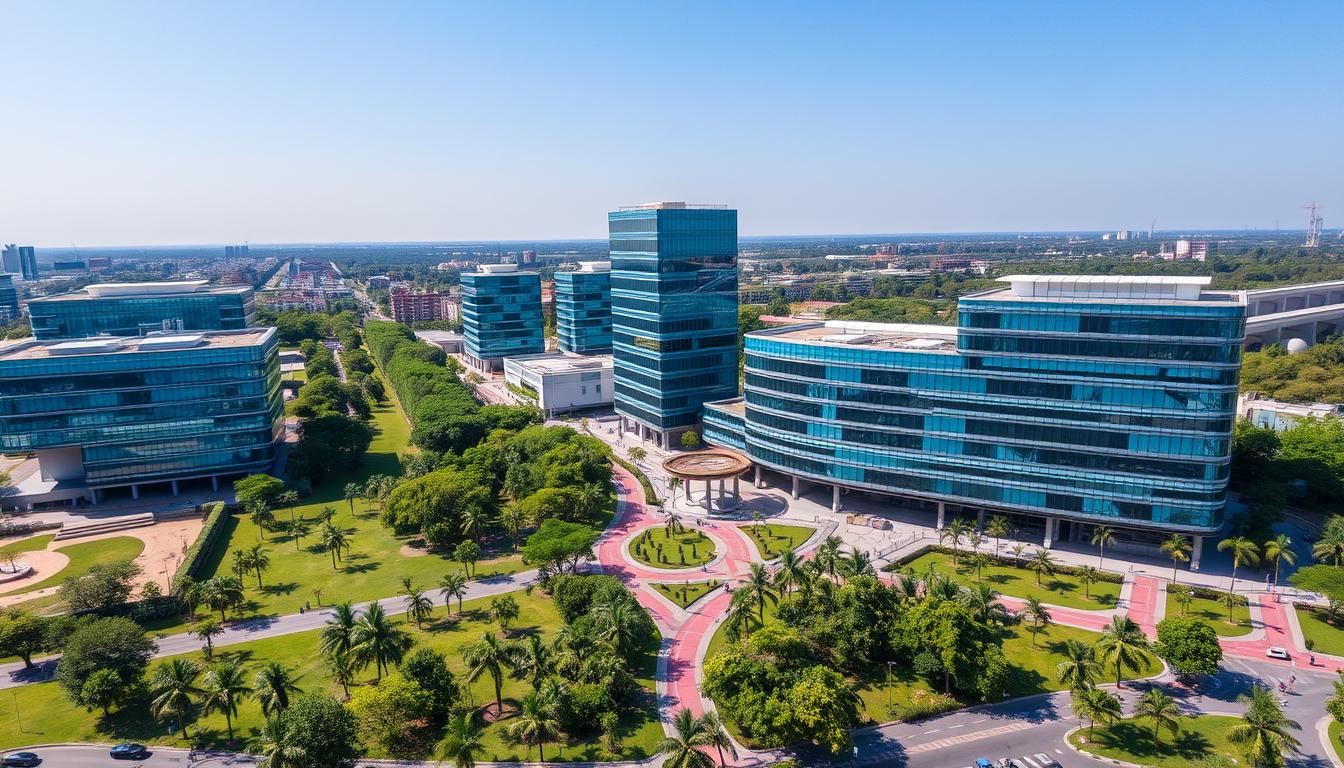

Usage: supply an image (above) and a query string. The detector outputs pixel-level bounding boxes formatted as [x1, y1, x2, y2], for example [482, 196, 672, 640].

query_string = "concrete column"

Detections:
[791, 476, 800, 500]
[88, 490, 98, 506]
[1191, 535, 1204, 571]
[704, 480, 712, 513]
[211, 476, 219, 491]
[171, 480, 180, 497]
[832, 484, 841, 513]
[977, 508, 986, 529]
[754, 465, 762, 488]
[1043, 517, 1056, 549]
[733, 477, 740, 500]
[71, 496, 78, 510]
[131, 484, 140, 500]
[936, 501, 945, 530]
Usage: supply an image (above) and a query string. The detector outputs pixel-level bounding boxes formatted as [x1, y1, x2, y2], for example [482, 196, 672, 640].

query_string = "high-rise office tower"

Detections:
[460, 263, 544, 371]
[555, 261, 612, 355]
[609, 202, 738, 447]
[18, 247, 37, 281]
[27, 281, 255, 340]
[0, 275, 19, 321]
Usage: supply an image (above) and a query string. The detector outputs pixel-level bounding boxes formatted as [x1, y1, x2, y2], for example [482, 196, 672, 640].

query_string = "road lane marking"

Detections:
[905, 720, 1036, 754]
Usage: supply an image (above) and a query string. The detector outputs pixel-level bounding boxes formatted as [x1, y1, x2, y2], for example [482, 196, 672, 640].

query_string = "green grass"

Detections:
[1166, 591, 1253, 637]
[902, 551, 1122, 610]
[0, 536, 145, 597]
[181, 388, 525, 632]
[1296, 605, 1344, 657]
[629, 526, 715, 569]
[1329, 720, 1344, 765]
[651, 580, 721, 608]
[0, 534, 55, 557]
[1069, 715, 1243, 768]
[0, 588, 664, 762]
[741, 523, 815, 560]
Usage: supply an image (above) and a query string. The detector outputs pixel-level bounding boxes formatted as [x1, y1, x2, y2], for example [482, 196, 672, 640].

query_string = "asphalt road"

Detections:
[0, 745, 255, 768]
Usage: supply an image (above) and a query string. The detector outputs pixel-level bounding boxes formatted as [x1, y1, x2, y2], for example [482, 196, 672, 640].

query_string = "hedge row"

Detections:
[612, 454, 662, 506]
[170, 501, 229, 594]
[891, 544, 1127, 584]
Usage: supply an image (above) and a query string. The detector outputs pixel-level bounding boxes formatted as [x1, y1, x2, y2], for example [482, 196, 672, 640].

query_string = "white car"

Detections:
[1266, 647, 1291, 660]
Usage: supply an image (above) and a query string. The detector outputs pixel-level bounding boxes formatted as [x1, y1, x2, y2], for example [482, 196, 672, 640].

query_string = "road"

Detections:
[0, 746, 252, 768]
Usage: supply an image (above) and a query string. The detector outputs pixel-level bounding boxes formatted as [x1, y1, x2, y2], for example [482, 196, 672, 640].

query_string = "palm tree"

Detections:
[699, 710, 736, 767]
[513, 634, 553, 689]
[150, 657, 203, 738]
[1172, 583, 1194, 615]
[668, 476, 683, 504]
[1079, 566, 1098, 599]
[326, 650, 357, 700]
[1091, 525, 1116, 570]
[1227, 686, 1302, 768]
[665, 510, 682, 536]
[1160, 534, 1191, 585]
[258, 713, 305, 768]
[842, 548, 875, 579]
[322, 524, 350, 569]
[201, 658, 253, 742]
[506, 690, 562, 761]
[464, 631, 516, 717]
[656, 708, 716, 768]
[958, 583, 1008, 625]
[818, 535, 843, 579]
[1029, 548, 1056, 586]
[1314, 527, 1344, 566]
[745, 562, 777, 622]
[254, 661, 302, 717]
[351, 602, 412, 681]
[405, 585, 433, 628]
[1218, 536, 1261, 596]
[986, 515, 1010, 560]
[199, 575, 244, 621]
[966, 553, 991, 581]
[436, 710, 486, 768]
[1072, 686, 1121, 738]
[1264, 534, 1297, 596]
[941, 518, 970, 564]
[1135, 688, 1182, 748]
[244, 544, 270, 589]
[461, 505, 491, 542]
[1096, 615, 1153, 688]
[1055, 639, 1099, 690]
[1023, 595, 1052, 648]
[247, 500, 275, 540]
[594, 598, 641, 657]
[321, 601, 358, 657]
[278, 489, 300, 522]
[774, 549, 806, 595]
[725, 588, 759, 639]
[343, 482, 361, 515]
[191, 618, 224, 660]
[440, 571, 470, 614]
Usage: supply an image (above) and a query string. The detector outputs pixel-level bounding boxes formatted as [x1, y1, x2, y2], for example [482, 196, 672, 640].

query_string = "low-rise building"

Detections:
[1238, 392, 1344, 431]
[414, 330, 465, 355]
[503, 352, 613, 417]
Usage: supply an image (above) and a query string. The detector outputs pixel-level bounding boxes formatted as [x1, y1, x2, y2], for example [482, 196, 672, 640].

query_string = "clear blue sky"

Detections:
[2, 1, 1341, 246]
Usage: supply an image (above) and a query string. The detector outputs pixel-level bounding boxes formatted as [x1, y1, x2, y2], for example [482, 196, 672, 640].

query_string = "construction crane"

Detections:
[1305, 201, 1324, 248]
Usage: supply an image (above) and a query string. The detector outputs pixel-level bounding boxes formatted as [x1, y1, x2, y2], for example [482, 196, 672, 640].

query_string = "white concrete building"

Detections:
[1239, 392, 1344, 431]
[502, 352, 613, 417]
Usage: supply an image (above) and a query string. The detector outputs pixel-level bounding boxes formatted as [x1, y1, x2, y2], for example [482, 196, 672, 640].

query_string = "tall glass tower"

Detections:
[609, 202, 738, 447]
[555, 261, 612, 355]
[460, 263, 544, 371]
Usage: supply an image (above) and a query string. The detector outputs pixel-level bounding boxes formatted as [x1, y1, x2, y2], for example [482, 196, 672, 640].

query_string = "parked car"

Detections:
[2, 753, 40, 767]
[976, 759, 993, 768]
[109, 744, 148, 760]
[1266, 647, 1291, 660]
[1033, 754, 1062, 768]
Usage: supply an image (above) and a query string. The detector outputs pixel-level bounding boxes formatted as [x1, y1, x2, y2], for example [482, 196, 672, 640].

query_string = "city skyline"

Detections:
[2, 1, 1341, 246]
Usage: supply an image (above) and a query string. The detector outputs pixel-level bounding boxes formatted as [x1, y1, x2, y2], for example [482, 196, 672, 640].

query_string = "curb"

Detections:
[1319, 715, 1344, 768]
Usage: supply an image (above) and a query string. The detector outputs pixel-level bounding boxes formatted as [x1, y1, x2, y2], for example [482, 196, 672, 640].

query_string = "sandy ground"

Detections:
[0, 516, 205, 607]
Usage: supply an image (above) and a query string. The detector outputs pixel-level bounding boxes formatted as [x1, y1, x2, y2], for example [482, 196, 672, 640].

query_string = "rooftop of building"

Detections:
[965, 275, 1242, 305]
[1240, 392, 1344, 418]
[0, 327, 275, 361]
[616, 201, 731, 211]
[31, 280, 252, 303]
[704, 397, 746, 417]
[503, 351, 613, 376]
[413, 330, 465, 343]
[751, 320, 959, 353]
[567, 261, 611, 273]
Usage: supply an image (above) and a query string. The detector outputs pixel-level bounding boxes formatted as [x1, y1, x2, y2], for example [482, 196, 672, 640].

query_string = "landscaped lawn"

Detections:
[1069, 715, 1242, 768]
[1296, 605, 1344, 657]
[1165, 590, 1252, 637]
[652, 580, 721, 608]
[1329, 720, 1344, 765]
[741, 523, 816, 560]
[0, 534, 55, 557]
[902, 551, 1122, 610]
[0, 588, 664, 762]
[0, 536, 145, 597]
[629, 526, 715, 569]
[182, 390, 525, 631]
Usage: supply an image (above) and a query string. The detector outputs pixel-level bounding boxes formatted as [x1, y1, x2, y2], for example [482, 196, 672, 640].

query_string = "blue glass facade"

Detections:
[0, 276, 18, 321]
[555, 266, 612, 354]
[707, 280, 1244, 534]
[28, 286, 255, 340]
[460, 267, 544, 369]
[609, 204, 739, 443]
[0, 330, 283, 487]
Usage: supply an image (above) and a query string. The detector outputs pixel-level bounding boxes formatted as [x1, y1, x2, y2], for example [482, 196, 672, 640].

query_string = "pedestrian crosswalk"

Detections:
[959, 753, 1062, 768]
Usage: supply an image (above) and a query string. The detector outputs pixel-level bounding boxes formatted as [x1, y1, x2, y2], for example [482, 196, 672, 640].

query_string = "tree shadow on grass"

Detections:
[341, 561, 380, 574]
[260, 581, 299, 596]
[1089, 722, 1213, 761]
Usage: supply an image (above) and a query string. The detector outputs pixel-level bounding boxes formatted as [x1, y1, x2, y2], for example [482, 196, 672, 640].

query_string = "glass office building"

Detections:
[705, 276, 1243, 556]
[0, 275, 18, 321]
[0, 328, 283, 496]
[555, 261, 612, 355]
[609, 202, 739, 447]
[460, 264, 544, 371]
[28, 281, 255, 341]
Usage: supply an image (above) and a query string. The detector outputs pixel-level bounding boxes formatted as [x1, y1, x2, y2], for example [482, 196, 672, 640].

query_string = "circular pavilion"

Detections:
[662, 448, 753, 513]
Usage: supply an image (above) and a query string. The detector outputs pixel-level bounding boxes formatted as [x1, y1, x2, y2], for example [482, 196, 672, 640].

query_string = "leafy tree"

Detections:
[80, 668, 125, 716]
[463, 631, 516, 717]
[439, 571, 469, 614]
[489, 593, 520, 634]
[1135, 688, 1182, 747]
[1156, 616, 1223, 678]
[0, 612, 48, 668]
[627, 446, 647, 463]
[1161, 534, 1192, 585]
[656, 708, 716, 768]
[150, 657, 204, 737]
[279, 692, 361, 768]
[192, 618, 224, 660]
[1326, 669, 1344, 725]
[202, 658, 253, 741]
[454, 540, 482, 578]
[287, 414, 375, 485]
[1079, 566, 1098, 599]
[521, 519, 600, 576]
[234, 473, 287, 508]
[59, 560, 142, 614]
[505, 690, 562, 762]
[399, 647, 459, 727]
[1091, 526, 1116, 570]
[56, 617, 155, 708]
[1227, 686, 1301, 768]
[680, 430, 701, 450]
[436, 710, 486, 768]
[1054, 639, 1098, 690]
[348, 672, 432, 756]
[1095, 615, 1153, 687]
[1072, 686, 1121, 738]
[352, 602, 413, 680]
[255, 660, 303, 717]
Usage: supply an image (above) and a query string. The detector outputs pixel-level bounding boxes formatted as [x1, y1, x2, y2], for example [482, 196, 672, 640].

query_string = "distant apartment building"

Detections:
[2, 245, 38, 281]
[367, 275, 393, 291]
[521, 250, 537, 266]
[0, 328, 284, 506]
[460, 264, 544, 371]
[610, 202, 738, 447]
[224, 244, 250, 259]
[0, 275, 19, 321]
[28, 281, 255, 341]
[555, 262, 612, 354]
[266, 290, 327, 312]
[1159, 239, 1211, 262]
[389, 285, 453, 325]
[86, 256, 112, 272]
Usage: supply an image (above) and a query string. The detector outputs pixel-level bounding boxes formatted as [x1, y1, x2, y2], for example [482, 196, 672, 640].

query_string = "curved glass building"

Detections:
[705, 275, 1244, 560]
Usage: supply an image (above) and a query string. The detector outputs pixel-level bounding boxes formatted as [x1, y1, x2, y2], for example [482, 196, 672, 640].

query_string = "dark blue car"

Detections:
[109, 744, 148, 760]
[2, 753, 40, 767]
